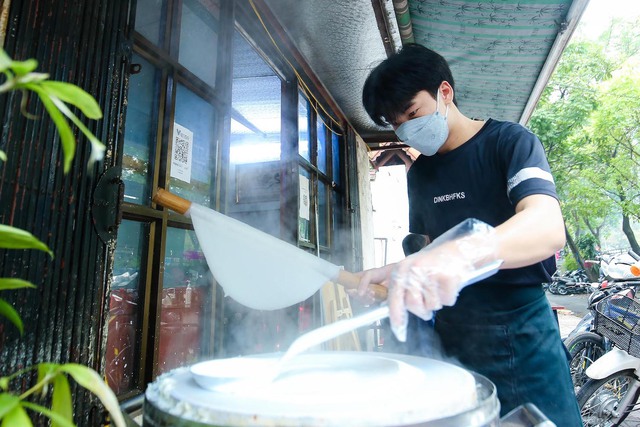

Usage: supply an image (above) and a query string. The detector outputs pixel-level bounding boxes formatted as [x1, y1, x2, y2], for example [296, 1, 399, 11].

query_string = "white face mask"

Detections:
[394, 91, 449, 156]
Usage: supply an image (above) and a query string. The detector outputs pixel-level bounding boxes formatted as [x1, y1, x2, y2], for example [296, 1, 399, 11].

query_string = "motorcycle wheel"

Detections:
[577, 369, 640, 426]
[564, 332, 606, 393]
[558, 285, 569, 295]
[549, 282, 559, 294]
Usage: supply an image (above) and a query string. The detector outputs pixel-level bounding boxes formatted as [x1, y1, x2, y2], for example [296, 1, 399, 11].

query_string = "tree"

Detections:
[529, 17, 640, 266]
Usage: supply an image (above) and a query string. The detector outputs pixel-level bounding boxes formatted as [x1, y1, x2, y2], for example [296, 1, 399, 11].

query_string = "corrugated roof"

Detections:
[259, 0, 590, 143]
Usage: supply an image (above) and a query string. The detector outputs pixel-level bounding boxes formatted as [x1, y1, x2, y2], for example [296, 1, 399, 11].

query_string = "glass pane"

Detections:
[230, 30, 282, 166]
[135, 0, 164, 46]
[298, 94, 310, 161]
[169, 84, 217, 207]
[318, 180, 328, 247]
[332, 132, 341, 186]
[105, 220, 149, 395]
[179, 0, 220, 88]
[316, 117, 327, 173]
[158, 227, 212, 375]
[298, 167, 311, 243]
[227, 29, 282, 228]
[123, 54, 158, 205]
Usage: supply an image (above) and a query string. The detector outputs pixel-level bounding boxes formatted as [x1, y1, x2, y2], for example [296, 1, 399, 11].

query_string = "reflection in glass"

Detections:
[135, 0, 164, 46]
[169, 84, 217, 207]
[105, 220, 148, 395]
[123, 54, 158, 205]
[230, 30, 281, 166]
[179, 0, 220, 88]
[318, 180, 328, 247]
[228, 28, 282, 230]
[298, 94, 310, 161]
[332, 132, 341, 186]
[158, 227, 211, 375]
[317, 117, 327, 173]
[298, 167, 311, 242]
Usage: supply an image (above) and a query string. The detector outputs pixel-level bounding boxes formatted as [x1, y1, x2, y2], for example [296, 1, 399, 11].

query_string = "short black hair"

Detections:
[362, 44, 456, 127]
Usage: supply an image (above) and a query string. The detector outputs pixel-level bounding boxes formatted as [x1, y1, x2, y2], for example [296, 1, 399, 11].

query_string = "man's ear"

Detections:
[440, 81, 454, 103]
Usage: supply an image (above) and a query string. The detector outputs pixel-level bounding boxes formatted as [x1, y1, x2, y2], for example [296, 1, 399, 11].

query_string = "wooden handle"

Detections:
[336, 270, 388, 301]
[153, 188, 192, 214]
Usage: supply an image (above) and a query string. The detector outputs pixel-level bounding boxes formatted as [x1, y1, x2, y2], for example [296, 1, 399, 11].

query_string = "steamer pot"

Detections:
[143, 352, 507, 426]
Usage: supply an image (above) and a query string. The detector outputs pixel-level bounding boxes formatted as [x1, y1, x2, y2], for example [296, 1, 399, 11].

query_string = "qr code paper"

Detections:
[171, 123, 193, 183]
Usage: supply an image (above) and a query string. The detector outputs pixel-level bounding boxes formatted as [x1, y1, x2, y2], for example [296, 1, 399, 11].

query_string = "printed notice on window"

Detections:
[299, 174, 310, 220]
[171, 123, 193, 183]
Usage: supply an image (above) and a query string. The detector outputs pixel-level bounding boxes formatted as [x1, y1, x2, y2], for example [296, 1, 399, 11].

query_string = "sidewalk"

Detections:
[557, 308, 582, 339]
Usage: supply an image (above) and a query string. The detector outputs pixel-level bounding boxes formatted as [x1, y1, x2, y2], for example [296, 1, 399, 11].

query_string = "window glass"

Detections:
[298, 167, 311, 242]
[135, 0, 164, 46]
[332, 132, 341, 186]
[316, 117, 327, 174]
[169, 84, 217, 207]
[230, 30, 281, 166]
[318, 180, 328, 247]
[158, 227, 211, 374]
[298, 94, 310, 161]
[105, 220, 149, 395]
[179, 0, 220, 87]
[123, 54, 158, 205]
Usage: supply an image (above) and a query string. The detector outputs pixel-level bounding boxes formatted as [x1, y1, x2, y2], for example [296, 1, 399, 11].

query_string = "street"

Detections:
[546, 291, 589, 318]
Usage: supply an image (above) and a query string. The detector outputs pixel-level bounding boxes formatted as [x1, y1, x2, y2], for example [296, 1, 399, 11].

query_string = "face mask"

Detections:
[394, 91, 449, 156]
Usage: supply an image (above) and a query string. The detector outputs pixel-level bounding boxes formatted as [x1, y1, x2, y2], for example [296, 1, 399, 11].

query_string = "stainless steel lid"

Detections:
[145, 352, 499, 426]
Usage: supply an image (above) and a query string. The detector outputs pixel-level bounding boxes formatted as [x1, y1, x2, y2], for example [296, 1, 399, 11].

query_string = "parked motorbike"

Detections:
[563, 282, 636, 392]
[547, 269, 590, 295]
[576, 254, 640, 425]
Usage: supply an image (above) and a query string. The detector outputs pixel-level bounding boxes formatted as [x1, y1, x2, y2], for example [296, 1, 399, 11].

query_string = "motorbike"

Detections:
[575, 253, 640, 426]
[547, 269, 590, 295]
[563, 281, 636, 392]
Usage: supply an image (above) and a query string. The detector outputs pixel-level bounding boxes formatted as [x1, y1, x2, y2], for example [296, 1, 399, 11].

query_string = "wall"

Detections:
[355, 134, 376, 270]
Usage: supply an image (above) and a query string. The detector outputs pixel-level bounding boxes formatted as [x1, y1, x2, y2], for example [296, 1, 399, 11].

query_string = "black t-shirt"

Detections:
[407, 118, 558, 287]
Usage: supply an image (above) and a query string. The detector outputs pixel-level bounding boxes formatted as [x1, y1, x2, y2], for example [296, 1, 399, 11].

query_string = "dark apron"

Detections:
[434, 285, 583, 427]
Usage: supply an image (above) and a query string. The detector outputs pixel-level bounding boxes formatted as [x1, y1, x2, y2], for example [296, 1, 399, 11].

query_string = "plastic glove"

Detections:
[358, 219, 500, 342]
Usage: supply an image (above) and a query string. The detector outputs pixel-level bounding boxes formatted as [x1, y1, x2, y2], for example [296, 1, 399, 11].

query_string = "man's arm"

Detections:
[495, 194, 565, 269]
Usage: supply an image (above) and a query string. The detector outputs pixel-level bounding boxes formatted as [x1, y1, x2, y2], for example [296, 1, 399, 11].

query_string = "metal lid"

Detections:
[145, 352, 491, 426]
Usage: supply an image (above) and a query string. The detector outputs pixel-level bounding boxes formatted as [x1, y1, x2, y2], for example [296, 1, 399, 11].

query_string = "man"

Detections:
[357, 44, 582, 425]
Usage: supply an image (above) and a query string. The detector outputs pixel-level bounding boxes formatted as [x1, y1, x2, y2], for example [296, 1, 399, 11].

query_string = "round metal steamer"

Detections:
[143, 352, 500, 427]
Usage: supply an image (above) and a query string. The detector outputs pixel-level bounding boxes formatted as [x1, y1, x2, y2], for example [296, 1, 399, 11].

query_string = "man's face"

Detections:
[389, 90, 439, 129]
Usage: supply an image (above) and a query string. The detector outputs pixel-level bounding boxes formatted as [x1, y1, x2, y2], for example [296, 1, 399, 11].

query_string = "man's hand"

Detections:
[356, 219, 499, 341]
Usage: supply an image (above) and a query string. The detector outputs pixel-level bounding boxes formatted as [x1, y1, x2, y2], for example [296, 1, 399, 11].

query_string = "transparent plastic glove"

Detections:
[359, 219, 501, 342]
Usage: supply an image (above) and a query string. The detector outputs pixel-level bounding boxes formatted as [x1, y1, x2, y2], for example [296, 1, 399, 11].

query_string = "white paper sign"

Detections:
[171, 123, 193, 183]
[299, 175, 310, 220]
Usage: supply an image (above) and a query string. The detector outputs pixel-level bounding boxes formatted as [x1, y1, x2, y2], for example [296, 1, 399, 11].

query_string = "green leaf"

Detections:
[40, 81, 102, 119]
[51, 375, 72, 427]
[14, 72, 49, 85]
[0, 225, 53, 258]
[0, 279, 37, 292]
[0, 298, 24, 335]
[21, 402, 73, 427]
[60, 364, 125, 427]
[27, 85, 75, 173]
[48, 97, 105, 165]
[1, 404, 32, 427]
[9, 59, 39, 77]
[0, 50, 12, 73]
[0, 393, 21, 419]
[0, 150, 6, 162]
[0, 378, 8, 391]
